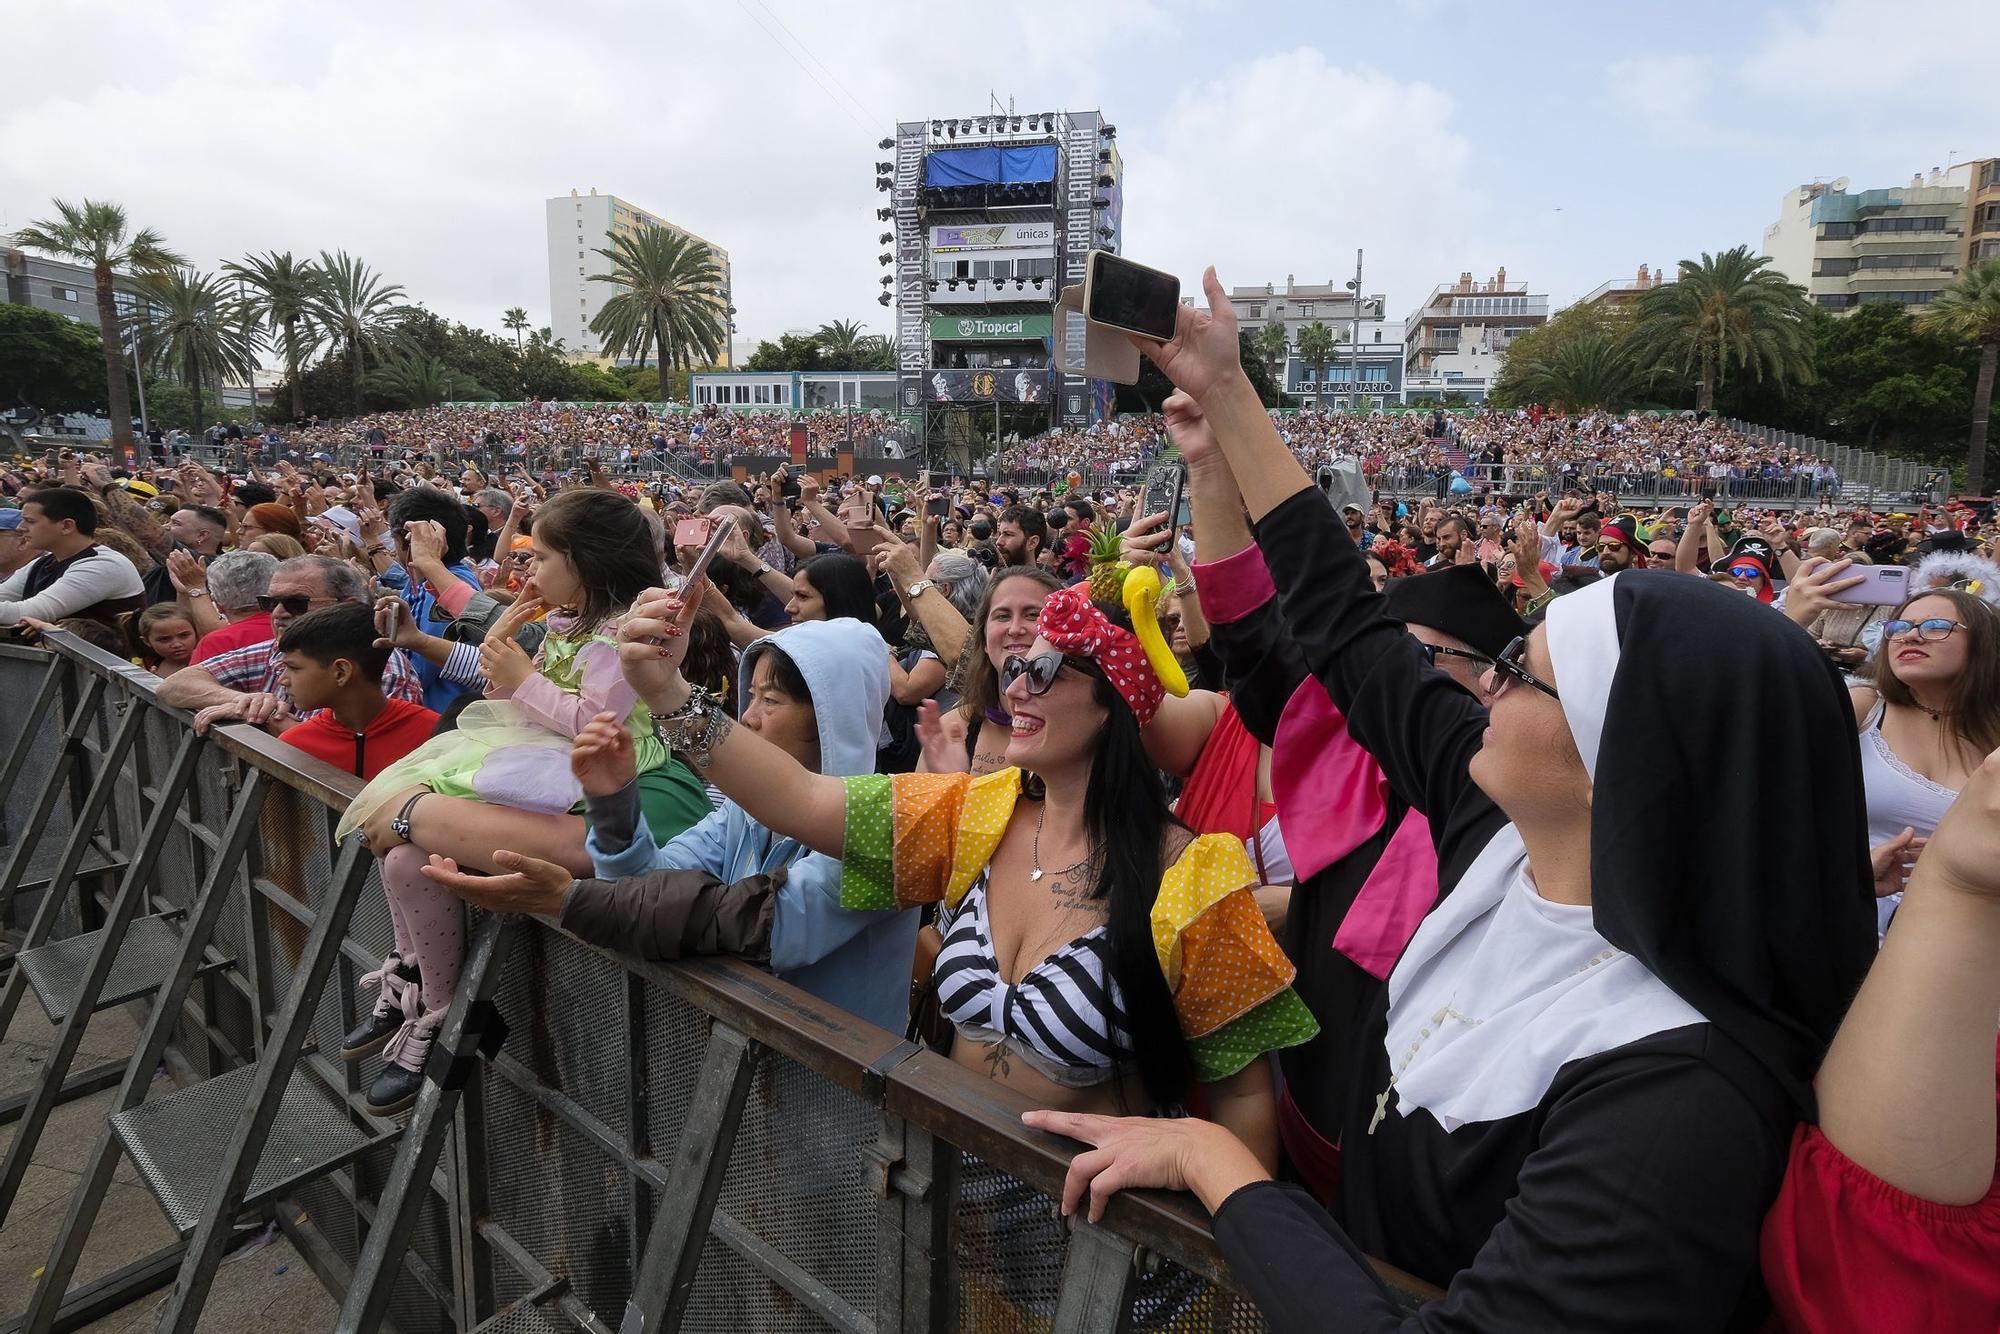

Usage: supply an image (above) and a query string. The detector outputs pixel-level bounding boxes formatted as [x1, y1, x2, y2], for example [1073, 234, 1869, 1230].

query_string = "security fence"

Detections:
[0, 633, 1434, 1333]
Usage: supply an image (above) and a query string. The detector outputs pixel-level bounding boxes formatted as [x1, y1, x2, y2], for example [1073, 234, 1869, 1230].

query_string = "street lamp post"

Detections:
[1345, 249, 1364, 412]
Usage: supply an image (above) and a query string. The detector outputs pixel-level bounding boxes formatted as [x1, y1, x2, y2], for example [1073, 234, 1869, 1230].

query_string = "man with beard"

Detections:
[995, 504, 1046, 568]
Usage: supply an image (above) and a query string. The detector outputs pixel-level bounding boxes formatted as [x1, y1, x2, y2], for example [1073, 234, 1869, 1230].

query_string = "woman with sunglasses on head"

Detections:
[602, 569, 1314, 1167]
[1021, 269, 1876, 1333]
[1846, 586, 2000, 938]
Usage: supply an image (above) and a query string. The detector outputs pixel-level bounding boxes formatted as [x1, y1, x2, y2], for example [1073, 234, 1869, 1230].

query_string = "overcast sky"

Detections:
[5, 0, 1995, 360]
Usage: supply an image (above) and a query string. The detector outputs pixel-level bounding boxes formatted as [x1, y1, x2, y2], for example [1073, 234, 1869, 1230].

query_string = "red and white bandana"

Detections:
[1037, 584, 1166, 726]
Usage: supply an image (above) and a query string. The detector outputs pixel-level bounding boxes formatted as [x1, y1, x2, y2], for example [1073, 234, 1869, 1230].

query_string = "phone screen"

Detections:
[1086, 253, 1180, 340]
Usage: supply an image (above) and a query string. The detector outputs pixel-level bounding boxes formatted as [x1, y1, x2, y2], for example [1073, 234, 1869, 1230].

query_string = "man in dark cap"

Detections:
[1382, 562, 1527, 693]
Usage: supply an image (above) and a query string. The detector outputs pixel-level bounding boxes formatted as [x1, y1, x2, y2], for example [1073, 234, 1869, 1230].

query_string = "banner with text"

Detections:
[927, 314, 1054, 342]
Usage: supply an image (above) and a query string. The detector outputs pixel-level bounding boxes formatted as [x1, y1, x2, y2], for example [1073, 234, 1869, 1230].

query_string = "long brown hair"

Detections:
[955, 566, 1062, 723]
[530, 489, 661, 635]
[1870, 588, 2000, 753]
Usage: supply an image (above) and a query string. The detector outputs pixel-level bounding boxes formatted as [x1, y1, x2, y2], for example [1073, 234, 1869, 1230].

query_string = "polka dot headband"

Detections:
[1036, 584, 1166, 726]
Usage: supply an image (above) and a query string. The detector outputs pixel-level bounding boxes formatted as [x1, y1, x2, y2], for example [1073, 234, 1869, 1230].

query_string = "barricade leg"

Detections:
[0, 674, 107, 924]
[620, 1022, 759, 1334]
[0, 689, 144, 1046]
[0, 653, 65, 859]
[874, 1117, 957, 1334]
[145, 833, 387, 1333]
[335, 911, 514, 1334]
[0, 723, 203, 1225]
[1049, 1223, 1138, 1334]
[18, 770, 273, 1333]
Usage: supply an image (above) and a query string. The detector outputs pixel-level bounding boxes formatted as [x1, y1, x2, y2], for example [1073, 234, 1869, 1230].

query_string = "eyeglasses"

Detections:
[1649, 548, 1677, 560]
[256, 594, 316, 615]
[1483, 635, 1560, 701]
[1418, 643, 1493, 671]
[1726, 564, 1765, 581]
[999, 651, 1090, 697]
[1881, 617, 1968, 643]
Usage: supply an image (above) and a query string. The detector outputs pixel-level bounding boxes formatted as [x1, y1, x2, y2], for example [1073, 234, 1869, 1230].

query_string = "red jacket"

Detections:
[279, 697, 439, 779]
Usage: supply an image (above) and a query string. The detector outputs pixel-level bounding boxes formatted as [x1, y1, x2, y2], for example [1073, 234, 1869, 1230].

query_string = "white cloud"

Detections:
[1117, 47, 1484, 323]
[1605, 54, 1717, 133]
[0, 0, 1184, 351]
[1742, 0, 1996, 106]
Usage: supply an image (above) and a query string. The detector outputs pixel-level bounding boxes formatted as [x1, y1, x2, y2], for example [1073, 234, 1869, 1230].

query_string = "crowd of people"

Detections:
[157, 402, 916, 475]
[3, 268, 1997, 1332]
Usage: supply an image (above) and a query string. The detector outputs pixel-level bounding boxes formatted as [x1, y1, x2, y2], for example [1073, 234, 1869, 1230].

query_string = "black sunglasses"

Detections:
[999, 651, 1092, 697]
[1418, 643, 1493, 671]
[256, 594, 315, 615]
[1486, 635, 1560, 701]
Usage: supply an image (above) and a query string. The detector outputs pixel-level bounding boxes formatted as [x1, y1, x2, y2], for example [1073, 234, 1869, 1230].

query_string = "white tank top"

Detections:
[1857, 696, 1959, 937]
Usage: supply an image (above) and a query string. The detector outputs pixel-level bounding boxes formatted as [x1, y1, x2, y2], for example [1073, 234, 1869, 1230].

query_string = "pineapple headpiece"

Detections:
[1036, 574, 1190, 727]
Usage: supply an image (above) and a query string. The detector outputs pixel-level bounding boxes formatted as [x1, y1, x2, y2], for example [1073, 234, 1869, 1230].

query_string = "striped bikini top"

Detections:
[931, 873, 1135, 1085]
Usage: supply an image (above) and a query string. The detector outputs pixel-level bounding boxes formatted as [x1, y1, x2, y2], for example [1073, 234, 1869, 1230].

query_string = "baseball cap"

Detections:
[0, 509, 21, 531]
[124, 479, 159, 499]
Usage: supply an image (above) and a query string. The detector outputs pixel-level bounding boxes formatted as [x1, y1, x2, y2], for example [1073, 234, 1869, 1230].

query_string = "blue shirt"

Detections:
[383, 559, 483, 713]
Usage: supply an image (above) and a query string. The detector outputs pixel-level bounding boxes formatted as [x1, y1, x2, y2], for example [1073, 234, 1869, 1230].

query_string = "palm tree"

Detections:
[1916, 258, 2000, 497]
[1500, 333, 1639, 413]
[1296, 321, 1336, 396]
[134, 270, 260, 434]
[368, 353, 490, 409]
[815, 318, 869, 366]
[13, 199, 185, 461]
[503, 306, 530, 351]
[1254, 320, 1289, 383]
[588, 226, 727, 373]
[223, 251, 323, 421]
[1628, 246, 1814, 412]
[310, 250, 410, 411]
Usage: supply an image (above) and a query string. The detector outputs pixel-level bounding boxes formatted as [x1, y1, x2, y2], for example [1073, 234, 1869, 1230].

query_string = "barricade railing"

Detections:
[0, 634, 1436, 1333]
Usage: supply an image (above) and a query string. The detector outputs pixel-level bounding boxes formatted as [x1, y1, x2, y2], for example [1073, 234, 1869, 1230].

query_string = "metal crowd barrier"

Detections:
[0, 634, 1435, 1333]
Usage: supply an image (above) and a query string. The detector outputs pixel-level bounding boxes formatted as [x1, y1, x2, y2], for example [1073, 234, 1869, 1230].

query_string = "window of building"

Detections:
[1859, 214, 1952, 235]
[1301, 367, 1314, 382]
[1818, 221, 1857, 239]
[1858, 290, 1940, 305]
[1247, 304, 1263, 319]
[1855, 253, 1953, 270]
[1979, 239, 2000, 259]
[1299, 303, 1313, 317]
[1814, 258, 1859, 276]
[1373, 329, 1382, 343]
[1363, 367, 1389, 383]
[1979, 203, 2000, 228]
[50, 284, 79, 302]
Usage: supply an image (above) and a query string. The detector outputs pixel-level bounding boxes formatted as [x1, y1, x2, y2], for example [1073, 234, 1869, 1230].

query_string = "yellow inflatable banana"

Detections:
[1122, 565, 1190, 698]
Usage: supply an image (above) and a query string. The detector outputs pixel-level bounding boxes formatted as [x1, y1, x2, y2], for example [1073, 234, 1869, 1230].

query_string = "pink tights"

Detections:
[380, 843, 464, 1013]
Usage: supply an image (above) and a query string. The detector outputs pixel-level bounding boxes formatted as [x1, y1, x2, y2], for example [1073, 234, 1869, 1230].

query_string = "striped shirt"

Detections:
[203, 636, 422, 721]
[932, 873, 1132, 1083]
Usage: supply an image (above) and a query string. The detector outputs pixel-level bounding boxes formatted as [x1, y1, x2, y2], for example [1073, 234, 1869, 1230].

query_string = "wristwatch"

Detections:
[754, 562, 775, 578]
[904, 579, 936, 599]
[186, 588, 209, 599]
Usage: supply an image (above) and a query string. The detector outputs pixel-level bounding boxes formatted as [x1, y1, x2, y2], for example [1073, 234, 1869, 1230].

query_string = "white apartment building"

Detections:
[544, 188, 732, 365]
[1401, 268, 1549, 404]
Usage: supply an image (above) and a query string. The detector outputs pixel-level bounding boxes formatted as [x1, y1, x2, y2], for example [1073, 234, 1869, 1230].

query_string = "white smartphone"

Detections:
[1825, 564, 1909, 606]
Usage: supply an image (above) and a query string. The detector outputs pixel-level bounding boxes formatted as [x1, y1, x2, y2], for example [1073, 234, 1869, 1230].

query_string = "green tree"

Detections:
[1489, 302, 1636, 409]
[12, 198, 186, 460]
[1494, 332, 1639, 412]
[392, 309, 523, 401]
[367, 353, 491, 409]
[141, 378, 193, 433]
[587, 226, 728, 373]
[311, 250, 410, 411]
[744, 333, 827, 372]
[1628, 246, 1814, 411]
[1296, 321, 1336, 393]
[1254, 320, 1289, 383]
[502, 306, 530, 351]
[1916, 258, 2000, 496]
[134, 270, 260, 437]
[223, 251, 323, 422]
[816, 319, 868, 364]
[0, 301, 108, 413]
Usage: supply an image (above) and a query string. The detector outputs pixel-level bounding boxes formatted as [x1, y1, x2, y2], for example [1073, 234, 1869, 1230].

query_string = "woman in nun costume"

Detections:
[1022, 307, 1879, 1333]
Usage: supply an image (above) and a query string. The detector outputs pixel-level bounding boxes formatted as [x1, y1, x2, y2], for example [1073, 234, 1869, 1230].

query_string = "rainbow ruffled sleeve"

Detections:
[1151, 835, 1319, 1082]
[839, 768, 1023, 911]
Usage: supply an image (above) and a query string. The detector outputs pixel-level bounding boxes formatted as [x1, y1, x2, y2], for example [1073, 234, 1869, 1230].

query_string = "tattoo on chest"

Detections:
[973, 746, 1010, 773]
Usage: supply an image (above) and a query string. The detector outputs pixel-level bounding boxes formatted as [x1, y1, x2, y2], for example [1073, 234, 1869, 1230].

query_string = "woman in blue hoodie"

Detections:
[420, 617, 917, 1033]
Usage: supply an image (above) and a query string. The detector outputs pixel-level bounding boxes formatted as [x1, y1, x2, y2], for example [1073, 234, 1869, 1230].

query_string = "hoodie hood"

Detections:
[741, 618, 888, 779]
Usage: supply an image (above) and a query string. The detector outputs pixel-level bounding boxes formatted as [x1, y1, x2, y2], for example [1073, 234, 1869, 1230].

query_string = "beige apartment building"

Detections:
[1762, 170, 1970, 314]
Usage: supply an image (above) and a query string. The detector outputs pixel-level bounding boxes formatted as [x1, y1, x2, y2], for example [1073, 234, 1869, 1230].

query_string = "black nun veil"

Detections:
[1547, 569, 1878, 1117]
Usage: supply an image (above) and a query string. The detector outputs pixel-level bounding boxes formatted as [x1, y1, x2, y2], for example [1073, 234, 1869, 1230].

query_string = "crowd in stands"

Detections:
[4, 271, 1998, 1331]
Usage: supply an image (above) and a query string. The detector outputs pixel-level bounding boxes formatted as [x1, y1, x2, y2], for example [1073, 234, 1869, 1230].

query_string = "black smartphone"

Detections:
[1084, 252, 1180, 340]
[1143, 461, 1189, 528]
[925, 495, 949, 518]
